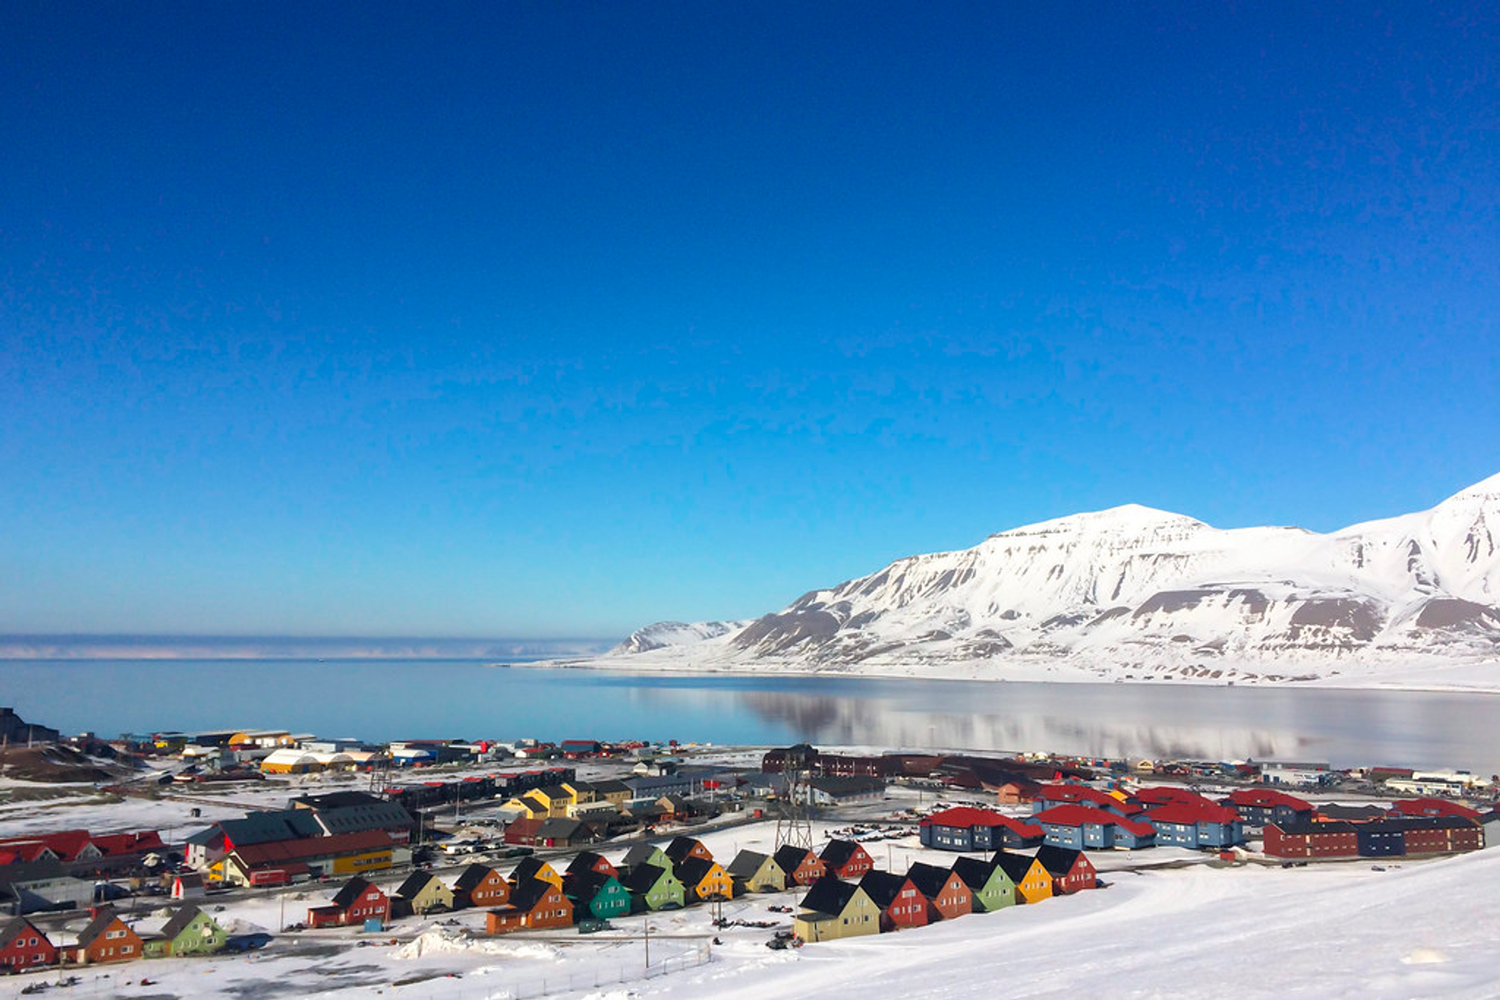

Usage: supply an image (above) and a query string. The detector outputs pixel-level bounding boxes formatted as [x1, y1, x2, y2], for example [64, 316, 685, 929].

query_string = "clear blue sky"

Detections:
[2, 2, 1497, 639]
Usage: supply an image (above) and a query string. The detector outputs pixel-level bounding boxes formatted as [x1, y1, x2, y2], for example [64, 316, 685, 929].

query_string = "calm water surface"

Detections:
[3, 660, 1498, 772]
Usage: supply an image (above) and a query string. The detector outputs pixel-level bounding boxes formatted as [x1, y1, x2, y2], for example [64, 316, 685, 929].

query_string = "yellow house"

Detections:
[995, 852, 1053, 904]
[528, 785, 574, 819]
[561, 781, 596, 806]
[394, 871, 454, 915]
[502, 792, 552, 821]
[675, 857, 733, 900]
[795, 880, 880, 943]
[511, 857, 563, 890]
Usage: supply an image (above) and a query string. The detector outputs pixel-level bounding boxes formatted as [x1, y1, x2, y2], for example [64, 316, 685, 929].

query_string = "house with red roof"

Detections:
[1032, 805, 1156, 849]
[1221, 789, 1313, 829]
[1143, 801, 1244, 849]
[1033, 784, 1144, 819]
[919, 807, 1044, 851]
[1389, 798, 1483, 821]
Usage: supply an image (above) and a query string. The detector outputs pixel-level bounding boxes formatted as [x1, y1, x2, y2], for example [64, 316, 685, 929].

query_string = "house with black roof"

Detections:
[794, 877, 879, 942]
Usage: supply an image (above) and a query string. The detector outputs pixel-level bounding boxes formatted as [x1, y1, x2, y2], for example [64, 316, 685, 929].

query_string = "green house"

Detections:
[567, 870, 632, 920]
[952, 857, 1016, 913]
[621, 843, 671, 871]
[620, 862, 685, 912]
[143, 905, 227, 958]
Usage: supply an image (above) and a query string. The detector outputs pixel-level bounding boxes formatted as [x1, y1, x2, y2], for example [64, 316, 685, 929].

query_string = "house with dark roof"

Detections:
[619, 863, 685, 912]
[511, 857, 562, 889]
[727, 850, 786, 893]
[919, 807, 1044, 851]
[140, 904, 226, 957]
[565, 869, 632, 920]
[905, 862, 971, 921]
[992, 852, 1053, 904]
[664, 836, 713, 865]
[566, 851, 618, 880]
[393, 870, 454, 916]
[1034, 846, 1097, 893]
[674, 856, 733, 901]
[621, 844, 670, 871]
[950, 856, 1015, 912]
[0, 916, 56, 971]
[1033, 784, 1144, 818]
[796, 776, 887, 806]
[71, 906, 142, 964]
[307, 877, 390, 928]
[857, 870, 926, 931]
[1032, 805, 1156, 850]
[794, 877, 879, 942]
[485, 877, 572, 934]
[1263, 821, 1359, 859]
[819, 839, 874, 879]
[1221, 789, 1314, 829]
[222, 829, 404, 887]
[452, 864, 510, 909]
[773, 845, 827, 886]
[0, 859, 93, 916]
[186, 809, 324, 869]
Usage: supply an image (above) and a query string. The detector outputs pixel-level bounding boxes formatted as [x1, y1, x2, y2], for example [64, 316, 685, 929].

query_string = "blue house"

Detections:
[1356, 821, 1408, 858]
[1222, 789, 1314, 829]
[919, 807, 1044, 851]
[1032, 805, 1156, 850]
[1145, 803, 1245, 849]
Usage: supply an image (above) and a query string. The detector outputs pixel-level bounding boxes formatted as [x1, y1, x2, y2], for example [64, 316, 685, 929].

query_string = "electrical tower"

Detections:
[367, 751, 394, 797]
[774, 766, 814, 851]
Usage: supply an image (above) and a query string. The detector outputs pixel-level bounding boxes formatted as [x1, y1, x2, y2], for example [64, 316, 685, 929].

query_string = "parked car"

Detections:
[224, 933, 273, 953]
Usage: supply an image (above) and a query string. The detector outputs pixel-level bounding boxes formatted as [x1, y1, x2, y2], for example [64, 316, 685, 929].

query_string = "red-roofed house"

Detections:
[1033, 784, 1143, 818]
[1221, 789, 1313, 828]
[919, 807, 1044, 851]
[1032, 805, 1156, 849]
[1143, 801, 1245, 849]
[1389, 798, 1483, 821]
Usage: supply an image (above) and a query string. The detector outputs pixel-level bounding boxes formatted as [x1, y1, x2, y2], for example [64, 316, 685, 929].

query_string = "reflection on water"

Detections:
[3, 661, 1497, 772]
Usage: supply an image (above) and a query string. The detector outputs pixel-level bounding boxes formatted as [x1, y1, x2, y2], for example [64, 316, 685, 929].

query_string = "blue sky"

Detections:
[2, 3, 1497, 639]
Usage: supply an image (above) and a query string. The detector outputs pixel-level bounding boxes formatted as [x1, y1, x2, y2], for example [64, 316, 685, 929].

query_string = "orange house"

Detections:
[486, 878, 573, 935]
[73, 908, 143, 965]
[566, 851, 618, 880]
[773, 845, 827, 886]
[906, 862, 972, 921]
[510, 857, 563, 891]
[819, 839, 874, 879]
[665, 837, 713, 864]
[453, 864, 511, 909]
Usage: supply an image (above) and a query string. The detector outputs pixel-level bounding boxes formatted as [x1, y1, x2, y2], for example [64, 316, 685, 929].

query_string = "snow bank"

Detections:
[390, 926, 562, 961]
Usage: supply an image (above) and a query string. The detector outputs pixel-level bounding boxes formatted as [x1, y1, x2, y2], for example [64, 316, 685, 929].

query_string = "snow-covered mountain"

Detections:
[599, 473, 1500, 685]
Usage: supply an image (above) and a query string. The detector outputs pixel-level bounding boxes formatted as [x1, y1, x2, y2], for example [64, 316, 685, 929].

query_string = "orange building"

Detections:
[486, 878, 573, 934]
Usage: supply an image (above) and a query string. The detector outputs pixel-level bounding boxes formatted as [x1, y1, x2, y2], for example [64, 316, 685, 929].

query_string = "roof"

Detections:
[1132, 786, 1220, 808]
[819, 839, 865, 869]
[727, 850, 772, 879]
[0, 917, 45, 947]
[905, 862, 956, 898]
[567, 869, 620, 900]
[535, 817, 589, 841]
[806, 776, 886, 796]
[1390, 798, 1483, 820]
[395, 871, 440, 899]
[1033, 805, 1156, 838]
[664, 836, 706, 863]
[991, 851, 1043, 883]
[230, 829, 395, 868]
[774, 845, 815, 873]
[1038, 784, 1143, 815]
[1271, 821, 1356, 836]
[508, 877, 558, 911]
[1034, 845, 1088, 876]
[566, 851, 613, 876]
[1316, 804, 1390, 822]
[1224, 789, 1314, 811]
[799, 876, 857, 916]
[75, 906, 127, 947]
[291, 790, 385, 810]
[1145, 802, 1241, 826]
[857, 869, 910, 907]
[620, 862, 672, 893]
[511, 857, 556, 883]
[673, 855, 721, 888]
[920, 807, 1044, 838]
[159, 904, 209, 940]
[453, 863, 500, 892]
[311, 801, 415, 836]
[330, 877, 377, 908]
[950, 856, 998, 891]
[622, 844, 666, 869]
[218, 809, 323, 848]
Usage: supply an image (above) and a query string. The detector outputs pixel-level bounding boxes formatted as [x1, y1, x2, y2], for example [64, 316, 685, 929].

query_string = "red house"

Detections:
[307, 877, 391, 928]
[1390, 798, 1482, 821]
[857, 871, 927, 932]
[773, 845, 827, 886]
[905, 862, 972, 921]
[819, 839, 874, 879]
[0, 917, 57, 972]
[1263, 821, 1358, 859]
[566, 851, 618, 880]
[1034, 845, 1097, 893]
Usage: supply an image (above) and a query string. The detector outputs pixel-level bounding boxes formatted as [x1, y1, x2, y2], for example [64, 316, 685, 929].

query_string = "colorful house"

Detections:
[71, 907, 143, 964]
[919, 807, 1045, 851]
[0, 917, 56, 972]
[819, 839, 874, 879]
[905, 862, 972, 921]
[1032, 805, 1156, 849]
[773, 845, 827, 886]
[665, 837, 713, 865]
[222, 829, 403, 886]
[794, 878, 880, 943]
[727, 850, 787, 893]
[453, 864, 511, 909]
[565, 870, 632, 920]
[620, 863, 686, 911]
[393, 871, 454, 915]
[950, 857, 1016, 913]
[566, 851, 619, 880]
[1263, 821, 1359, 859]
[621, 844, 671, 871]
[1143, 801, 1244, 849]
[993, 852, 1053, 904]
[1034, 846, 1097, 893]
[857, 870, 927, 932]
[510, 857, 563, 891]
[307, 877, 391, 928]
[485, 878, 573, 934]
[1222, 789, 1314, 829]
[674, 856, 733, 901]
[142, 905, 226, 958]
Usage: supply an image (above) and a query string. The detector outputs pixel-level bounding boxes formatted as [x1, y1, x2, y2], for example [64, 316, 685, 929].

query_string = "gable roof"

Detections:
[773, 845, 815, 873]
[453, 863, 502, 892]
[230, 829, 394, 868]
[76, 906, 129, 947]
[509, 876, 561, 911]
[511, 857, 557, 883]
[950, 856, 999, 891]
[395, 871, 441, 899]
[819, 839, 865, 870]
[159, 904, 211, 941]
[992, 851, 1046, 883]
[329, 877, 377, 909]
[806, 776, 886, 796]
[800, 876, 857, 916]
[566, 851, 614, 876]
[857, 870, 910, 908]
[1033, 805, 1156, 838]
[1146, 801, 1241, 826]
[1035, 845, 1088, 876]
[905, 862, 958, 898]
[622, 843, 667, 869]
[673, 855, 721, 888]
[567, 869, 620, 900]
[218, 809, 323, 847]
[664, 837, 706, 863]
[1037, 784, 1143, 815]
[1224, 789, 1313, 811]
[727, 850, 772, 879]
[0, 917, 46, 948]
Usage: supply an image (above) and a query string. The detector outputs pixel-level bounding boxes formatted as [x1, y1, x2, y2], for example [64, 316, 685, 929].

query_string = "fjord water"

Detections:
[4, 660, 1498, 772]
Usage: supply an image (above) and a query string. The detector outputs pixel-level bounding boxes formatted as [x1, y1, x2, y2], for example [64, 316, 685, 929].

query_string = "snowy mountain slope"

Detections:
[608, 620, 752, 655]
[601, 473, 1500, 684]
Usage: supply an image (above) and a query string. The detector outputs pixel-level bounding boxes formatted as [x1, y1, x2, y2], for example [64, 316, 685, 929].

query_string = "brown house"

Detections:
[485, 878, 573, 935]
[566, 851, 618, 880]
[72, 907, 143, 965]
[905, 862, 972, 921]
[773, 845, 827, 886]
[452, 864, 511, 909]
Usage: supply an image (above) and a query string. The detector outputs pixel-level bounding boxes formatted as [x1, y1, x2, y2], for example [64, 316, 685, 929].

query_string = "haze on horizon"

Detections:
[2, 3, 1497, 641]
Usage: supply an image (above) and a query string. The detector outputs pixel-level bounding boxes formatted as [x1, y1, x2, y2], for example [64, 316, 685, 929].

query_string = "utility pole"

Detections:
[643, 919, 650, 971]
